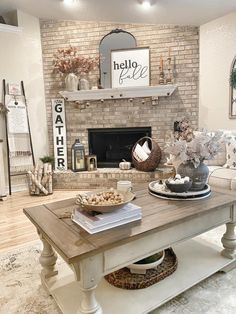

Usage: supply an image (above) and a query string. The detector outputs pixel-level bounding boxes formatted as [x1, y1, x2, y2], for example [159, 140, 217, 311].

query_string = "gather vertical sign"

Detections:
[111, 47, 150, 88]
[52, 99, 67, 171]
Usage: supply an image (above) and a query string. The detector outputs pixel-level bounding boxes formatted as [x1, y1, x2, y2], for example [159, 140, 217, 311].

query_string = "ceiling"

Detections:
[0, 0, 236, 26]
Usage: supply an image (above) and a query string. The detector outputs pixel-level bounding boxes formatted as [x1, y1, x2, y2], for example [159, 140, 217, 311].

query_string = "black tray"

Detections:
[148, 181, 211, 200]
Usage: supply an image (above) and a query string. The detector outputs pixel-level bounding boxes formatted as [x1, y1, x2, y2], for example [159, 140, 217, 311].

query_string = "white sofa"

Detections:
[207, 130, 236, 191]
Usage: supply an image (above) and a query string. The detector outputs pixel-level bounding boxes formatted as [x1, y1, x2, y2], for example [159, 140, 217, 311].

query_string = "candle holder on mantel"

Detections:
[166, 56, 172, 84]
[158, 56, 165, 85]
[159, 68, 165, 85]
[85, 155, 97, 171]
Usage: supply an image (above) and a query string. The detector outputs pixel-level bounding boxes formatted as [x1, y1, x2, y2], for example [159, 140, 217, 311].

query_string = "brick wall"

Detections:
[40, 20, 199, 167]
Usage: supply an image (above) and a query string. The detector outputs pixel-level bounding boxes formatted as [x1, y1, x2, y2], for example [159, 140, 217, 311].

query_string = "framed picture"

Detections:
[111, 47, 150, 88]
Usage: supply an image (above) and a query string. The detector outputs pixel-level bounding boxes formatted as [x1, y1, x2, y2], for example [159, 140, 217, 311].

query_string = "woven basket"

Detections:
[104, 248, 177, 290]
[132, 136, 161, 172]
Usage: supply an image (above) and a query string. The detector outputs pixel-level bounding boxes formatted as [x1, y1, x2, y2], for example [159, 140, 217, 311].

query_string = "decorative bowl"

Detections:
[127, 250, 165, 274]
[165, 179, 192, 193]
[75, 190, 135, 213]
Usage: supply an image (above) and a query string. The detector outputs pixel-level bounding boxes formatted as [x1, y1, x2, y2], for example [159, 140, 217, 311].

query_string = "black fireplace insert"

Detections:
[88, 127, 151, 168]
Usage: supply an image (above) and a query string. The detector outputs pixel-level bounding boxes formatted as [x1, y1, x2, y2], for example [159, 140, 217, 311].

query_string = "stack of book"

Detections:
[71, 203, 142, 234]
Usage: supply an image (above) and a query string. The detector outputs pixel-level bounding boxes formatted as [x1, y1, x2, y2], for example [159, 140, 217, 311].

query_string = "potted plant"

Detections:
[53, 46, 99, 91]
[40, 155, 54, 166]
[165, 118, 223, 191]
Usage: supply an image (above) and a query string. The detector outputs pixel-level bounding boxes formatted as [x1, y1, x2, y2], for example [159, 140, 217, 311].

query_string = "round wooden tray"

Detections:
[148, 181, 211, 200]
[104, 248, 177, 290]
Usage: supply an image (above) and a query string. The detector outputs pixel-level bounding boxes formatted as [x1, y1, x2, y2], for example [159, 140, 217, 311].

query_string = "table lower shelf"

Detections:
[43, 239, 235, 314]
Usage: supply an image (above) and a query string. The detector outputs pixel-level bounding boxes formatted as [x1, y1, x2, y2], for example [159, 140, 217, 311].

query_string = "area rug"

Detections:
[0, 227, 236, 314]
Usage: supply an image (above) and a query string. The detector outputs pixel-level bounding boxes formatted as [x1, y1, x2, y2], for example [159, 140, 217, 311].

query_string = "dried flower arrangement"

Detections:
[165, 118, 223, 168]
[173, 118, 194, 142]
[53, 46, 99, 75]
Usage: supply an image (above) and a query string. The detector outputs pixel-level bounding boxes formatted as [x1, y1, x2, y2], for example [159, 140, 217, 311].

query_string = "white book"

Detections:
[71, 212, 142, 234]
[73, 210, 141, 230]
[73, 203, 141, 228]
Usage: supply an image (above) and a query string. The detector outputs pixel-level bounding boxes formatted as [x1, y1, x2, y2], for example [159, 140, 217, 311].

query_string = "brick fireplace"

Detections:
[40, 20, 199, 188]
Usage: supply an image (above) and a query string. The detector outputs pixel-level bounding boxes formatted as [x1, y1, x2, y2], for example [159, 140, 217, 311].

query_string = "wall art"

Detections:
[111, 47, 150, 88]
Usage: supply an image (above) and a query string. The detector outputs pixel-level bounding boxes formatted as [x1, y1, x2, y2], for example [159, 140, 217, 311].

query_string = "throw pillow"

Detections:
[205, 141, 226, 166]
[133, 143, 149, 162]
[219, 129, 236, 137]
[224, 136, 236, 169]
[142, 141, 151, 155]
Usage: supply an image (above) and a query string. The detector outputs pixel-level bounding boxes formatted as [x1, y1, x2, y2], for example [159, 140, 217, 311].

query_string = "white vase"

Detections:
[65, 73, 78, 91]
[79, 75, 90, 90]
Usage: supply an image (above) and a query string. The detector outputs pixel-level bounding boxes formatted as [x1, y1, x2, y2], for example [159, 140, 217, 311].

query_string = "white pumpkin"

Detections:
[119, 159, 131, 170]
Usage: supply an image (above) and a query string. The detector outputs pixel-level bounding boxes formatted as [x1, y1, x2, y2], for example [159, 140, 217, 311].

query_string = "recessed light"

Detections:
[63, 0, 78, 5]
[142, 1, 151, 9]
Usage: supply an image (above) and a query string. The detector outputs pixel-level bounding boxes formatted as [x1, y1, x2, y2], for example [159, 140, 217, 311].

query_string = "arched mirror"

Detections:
[99, 29, 136, 89]
[230, 56, 236, 118]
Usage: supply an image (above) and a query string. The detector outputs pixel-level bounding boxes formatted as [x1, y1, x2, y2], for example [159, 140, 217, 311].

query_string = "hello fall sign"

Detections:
[111, 47, 150, 88]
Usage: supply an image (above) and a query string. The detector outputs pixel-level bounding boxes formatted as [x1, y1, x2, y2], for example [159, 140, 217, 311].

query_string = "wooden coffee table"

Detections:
[23, 185, 236, 314]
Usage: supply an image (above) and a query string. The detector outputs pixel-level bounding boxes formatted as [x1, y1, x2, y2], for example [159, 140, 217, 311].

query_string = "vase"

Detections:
[65, 73, 78, 91]
[79, 74, 90, 90]
[177, 161, 209, 191]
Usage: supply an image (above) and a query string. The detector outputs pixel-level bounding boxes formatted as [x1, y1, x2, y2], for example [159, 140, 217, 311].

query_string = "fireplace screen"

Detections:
[88, 127, 151, 167]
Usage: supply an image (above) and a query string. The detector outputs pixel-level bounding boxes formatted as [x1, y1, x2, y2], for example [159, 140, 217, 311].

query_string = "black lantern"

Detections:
[71, 139, 86, 172]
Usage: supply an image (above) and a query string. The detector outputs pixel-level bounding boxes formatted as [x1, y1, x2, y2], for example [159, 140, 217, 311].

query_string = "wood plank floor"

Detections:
[0, 190, 80, 253]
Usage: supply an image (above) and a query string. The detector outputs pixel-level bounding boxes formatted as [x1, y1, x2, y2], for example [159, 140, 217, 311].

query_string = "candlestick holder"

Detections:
[166, 57, 172, 84]
[159, 66, 165, 85]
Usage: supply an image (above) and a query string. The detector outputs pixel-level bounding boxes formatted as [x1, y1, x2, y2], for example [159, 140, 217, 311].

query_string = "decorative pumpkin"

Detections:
[119, 159, 131, 170]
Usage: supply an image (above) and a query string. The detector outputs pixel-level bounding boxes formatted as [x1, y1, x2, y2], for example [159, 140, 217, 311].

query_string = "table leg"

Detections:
[38, 231, 58, 279]
[72, 254, 103, 314]
[221, 222, 236, 260]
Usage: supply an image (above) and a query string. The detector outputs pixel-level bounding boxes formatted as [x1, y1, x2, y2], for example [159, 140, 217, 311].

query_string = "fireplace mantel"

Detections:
[59, 85, 177, 102]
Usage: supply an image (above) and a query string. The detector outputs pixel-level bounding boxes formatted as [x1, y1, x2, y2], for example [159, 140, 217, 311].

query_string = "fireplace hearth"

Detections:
[88, 127, 151, 167]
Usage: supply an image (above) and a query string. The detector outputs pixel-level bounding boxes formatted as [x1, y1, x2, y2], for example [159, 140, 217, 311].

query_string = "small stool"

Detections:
[85, 155, 97, 171]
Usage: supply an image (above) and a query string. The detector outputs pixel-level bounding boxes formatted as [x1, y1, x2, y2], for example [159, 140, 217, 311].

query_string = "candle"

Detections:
[160, 55, 163, 70]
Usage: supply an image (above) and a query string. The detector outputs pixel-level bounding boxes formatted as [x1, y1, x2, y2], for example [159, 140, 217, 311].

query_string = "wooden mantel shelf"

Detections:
[59, 85, 177, 102]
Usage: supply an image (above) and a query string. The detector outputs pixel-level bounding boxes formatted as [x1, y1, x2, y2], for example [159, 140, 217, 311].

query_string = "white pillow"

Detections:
[133, 150, 142, 162]
[134, 143, 149, 162]
[224, 136, 236, 169]
[142, 141, 151, 155]
[218, 129, 236, 137]
[205, 141, 226, 166]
